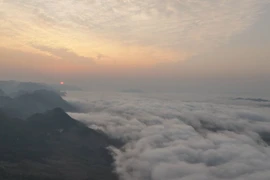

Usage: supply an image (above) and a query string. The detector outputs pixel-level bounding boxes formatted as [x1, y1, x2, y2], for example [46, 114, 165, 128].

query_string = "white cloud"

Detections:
[68, 92, 270, 180]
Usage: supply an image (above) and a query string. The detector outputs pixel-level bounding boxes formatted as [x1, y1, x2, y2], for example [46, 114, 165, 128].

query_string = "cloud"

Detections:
[68, 93, 270, 180]
[32, 45, 95, 64]
[0, 0, 268, 63]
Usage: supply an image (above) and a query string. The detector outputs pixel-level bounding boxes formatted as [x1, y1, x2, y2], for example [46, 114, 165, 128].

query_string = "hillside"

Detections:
[0, 108, 120, 180]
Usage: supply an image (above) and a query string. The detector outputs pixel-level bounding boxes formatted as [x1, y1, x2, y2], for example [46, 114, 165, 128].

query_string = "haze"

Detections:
[1, 0, 270, 94]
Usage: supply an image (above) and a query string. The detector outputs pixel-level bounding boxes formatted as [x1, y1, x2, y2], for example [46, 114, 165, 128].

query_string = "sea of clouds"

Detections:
[67, 92, 270, 180]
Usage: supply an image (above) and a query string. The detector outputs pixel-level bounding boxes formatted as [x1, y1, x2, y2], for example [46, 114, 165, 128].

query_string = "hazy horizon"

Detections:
[1, 0, 270, 94]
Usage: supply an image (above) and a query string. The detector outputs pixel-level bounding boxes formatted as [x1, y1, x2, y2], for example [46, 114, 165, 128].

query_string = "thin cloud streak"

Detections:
[32, 45, 95, 64]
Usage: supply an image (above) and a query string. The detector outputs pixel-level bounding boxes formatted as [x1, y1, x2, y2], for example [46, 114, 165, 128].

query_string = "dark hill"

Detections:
[0, 108, 120, 180]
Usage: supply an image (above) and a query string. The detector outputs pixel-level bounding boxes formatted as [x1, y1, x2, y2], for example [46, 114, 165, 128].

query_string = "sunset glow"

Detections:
[0, 0, 269, 84]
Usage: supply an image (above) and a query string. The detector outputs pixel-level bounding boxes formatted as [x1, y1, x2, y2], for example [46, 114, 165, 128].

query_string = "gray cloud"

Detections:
[68, 93, 270, 180]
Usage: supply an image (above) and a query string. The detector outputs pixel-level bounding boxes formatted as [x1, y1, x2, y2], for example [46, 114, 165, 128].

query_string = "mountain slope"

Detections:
[0, 108, 120, 180]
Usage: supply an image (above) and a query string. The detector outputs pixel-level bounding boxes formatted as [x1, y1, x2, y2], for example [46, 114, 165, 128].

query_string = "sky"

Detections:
[0, 0, 270, 93]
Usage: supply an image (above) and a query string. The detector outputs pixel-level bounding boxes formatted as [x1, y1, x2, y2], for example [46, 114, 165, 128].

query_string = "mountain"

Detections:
[0, 108, 121, 180]
[0, 81, 121, 179]
[0, 89, 76, 118]
[0, 81, 55, 96]
[0, 89, 6, 96]
[0, 81, 82, 97]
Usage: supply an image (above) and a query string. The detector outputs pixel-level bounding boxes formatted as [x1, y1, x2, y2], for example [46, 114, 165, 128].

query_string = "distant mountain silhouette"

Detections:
[0, 81, 55, 96]
[0, 89, 6, 96]
[0, 89, 76, 118]
[233, 97, 270, 102]
[0, 81, 82, 97]
[0, 108, 121, 180]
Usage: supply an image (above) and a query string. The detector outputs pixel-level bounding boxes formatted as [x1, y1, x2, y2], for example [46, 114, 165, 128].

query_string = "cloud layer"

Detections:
[68, 92, 270, 180]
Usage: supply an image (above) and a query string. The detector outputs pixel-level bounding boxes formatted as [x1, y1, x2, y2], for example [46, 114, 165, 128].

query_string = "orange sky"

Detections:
[0, 0, 270, 82]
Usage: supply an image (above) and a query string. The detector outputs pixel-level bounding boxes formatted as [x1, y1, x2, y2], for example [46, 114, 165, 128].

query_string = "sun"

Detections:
[60, 81, 64, 85]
